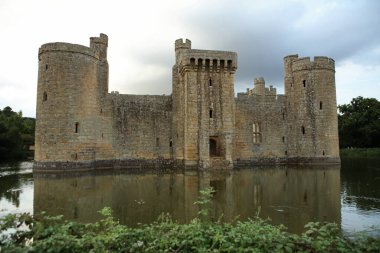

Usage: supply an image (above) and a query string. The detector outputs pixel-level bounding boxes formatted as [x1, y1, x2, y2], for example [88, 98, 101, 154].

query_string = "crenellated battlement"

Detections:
[39, 34, 108, 61]
[291, 56, 335, 72]
[177, 49, 237, 73]
[175, 38, 192, 51]
[39, 43, 99, 59]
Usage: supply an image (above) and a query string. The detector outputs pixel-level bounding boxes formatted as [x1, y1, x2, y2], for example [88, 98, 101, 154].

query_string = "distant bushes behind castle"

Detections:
[0, 106, 35, 161]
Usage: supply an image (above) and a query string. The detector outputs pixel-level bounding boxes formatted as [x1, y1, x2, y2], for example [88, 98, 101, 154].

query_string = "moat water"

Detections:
[0, 159, 379, 236]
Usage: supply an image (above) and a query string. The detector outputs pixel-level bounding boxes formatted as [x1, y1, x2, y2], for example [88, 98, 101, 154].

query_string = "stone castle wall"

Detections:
[34, 34, 340, 171]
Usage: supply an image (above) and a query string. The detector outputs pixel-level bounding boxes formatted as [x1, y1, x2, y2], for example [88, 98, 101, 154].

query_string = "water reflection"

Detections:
[0, 162, 33, 215]
[341, 158, 380, 235]
[34, 165, 341, 233]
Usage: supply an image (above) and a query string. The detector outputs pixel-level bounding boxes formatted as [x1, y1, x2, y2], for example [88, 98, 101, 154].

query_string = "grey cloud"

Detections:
[174, 0, 380, 92]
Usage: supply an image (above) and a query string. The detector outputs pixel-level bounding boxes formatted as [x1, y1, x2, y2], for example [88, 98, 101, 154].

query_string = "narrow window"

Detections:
[290, 82, 293, 88]
[75, 122, 79, 133]
[43, 91, 47, 101]
[100, 108, 103, 113]
[101, 133, 104, 138]
[322, 150, 325, 156]
[303, 80, 306, 87]
[169, 139, 173, 147]
[285, 150, 288, 155]
[220, 60, 225, 68]
[282, 136, 285, 143]
[45, 64, 48, 70]
[302, 126, 305, 135]
[74, 153, 78, 160]
[209, 109, 213, 118]
[209, 78, 212, 86]
[253, 123, 262, 143]
[320, 101, 323, 110]
[156, 137, 160, 147]
[282, 112, 285, 120]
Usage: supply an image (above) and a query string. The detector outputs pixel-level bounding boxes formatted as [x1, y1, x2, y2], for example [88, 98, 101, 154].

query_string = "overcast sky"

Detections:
[0, 0, 379, 117]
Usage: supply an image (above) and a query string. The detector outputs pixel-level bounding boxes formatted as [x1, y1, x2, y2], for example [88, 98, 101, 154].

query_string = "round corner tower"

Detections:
[35, 34, 111, 164]
[284, 55, 339, 162]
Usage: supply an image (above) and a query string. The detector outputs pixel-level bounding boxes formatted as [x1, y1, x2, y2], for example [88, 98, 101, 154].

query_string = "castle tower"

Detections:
[284, 55, 339, 162]
[172, 39, 237, 168]
[35, 34, 112, 164]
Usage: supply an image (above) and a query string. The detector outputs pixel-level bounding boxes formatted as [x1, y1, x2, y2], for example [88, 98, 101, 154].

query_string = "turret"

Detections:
[175, 38, 191, 62]
[284, 55, 339, 161]
[90, 33, 108, 61]
[35, 34, 111, 164]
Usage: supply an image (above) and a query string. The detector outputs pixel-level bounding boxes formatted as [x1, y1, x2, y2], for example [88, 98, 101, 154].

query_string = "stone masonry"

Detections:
[34, 34, 340, 171]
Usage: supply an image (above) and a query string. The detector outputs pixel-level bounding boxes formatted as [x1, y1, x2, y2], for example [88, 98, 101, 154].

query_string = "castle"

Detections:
[34, 34, 340, 171]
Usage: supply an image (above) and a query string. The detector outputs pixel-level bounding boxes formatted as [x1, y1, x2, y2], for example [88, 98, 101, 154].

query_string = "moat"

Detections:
[1, 158, 379, 236]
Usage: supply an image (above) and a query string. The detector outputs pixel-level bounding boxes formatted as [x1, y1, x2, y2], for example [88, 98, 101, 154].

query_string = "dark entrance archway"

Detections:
[209, 137, 221, 157]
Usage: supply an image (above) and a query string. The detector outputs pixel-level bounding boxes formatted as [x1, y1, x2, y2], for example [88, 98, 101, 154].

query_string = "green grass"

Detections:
[340, 148, 380, 158]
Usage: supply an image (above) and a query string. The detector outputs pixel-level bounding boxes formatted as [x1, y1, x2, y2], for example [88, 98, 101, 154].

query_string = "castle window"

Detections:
[75, 122, 79, 133]
[320, 101, 323, 110]
[302, 126, 305, 135]
[291, 82, 293, 88]
[227, 60, 232, 69]
[197, 59, 203, 69]
[220, 60, 225, 68]
[43, 91, 47, 101]
[45, 64, 48, 70]
[253, 123, 262, 143]
[169, 139, 173, 147]
[282, 112, 285, 120]
[282, 136, 285, 143]
[323, 150, 325, 156]
[100, 108, 103, 113]
[303, 80, 306, 87]
[209, 78, 212, 86]
[285, 150, 288, 155]
[209, 109, 213, 118]
[212, 59, 218, 70]
[205, 59, 210, 69]
[156, 138, 160, 147]
[190, 58, 195, 67]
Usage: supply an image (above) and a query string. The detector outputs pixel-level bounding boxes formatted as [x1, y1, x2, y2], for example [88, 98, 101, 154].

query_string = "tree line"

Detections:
[338, 96, 380, 148]
[0, 106, 35, 161]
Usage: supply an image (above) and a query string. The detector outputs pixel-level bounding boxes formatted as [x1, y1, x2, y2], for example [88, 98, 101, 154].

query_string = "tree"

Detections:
[338, 96, 380, 148]
[0, 106, 35, 160]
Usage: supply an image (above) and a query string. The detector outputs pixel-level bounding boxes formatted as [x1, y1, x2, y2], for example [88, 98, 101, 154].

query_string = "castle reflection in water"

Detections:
[34, 165, 340, 233]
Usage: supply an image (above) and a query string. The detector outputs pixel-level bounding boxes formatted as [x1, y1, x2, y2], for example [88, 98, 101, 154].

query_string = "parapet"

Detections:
[175, 38, 191, 51]
[39, 42, 98, 59]
[90, 33, 108, 47]
[247, 77, 277, 96]
[39, 34, 108, 61]
[289, 55, 335, 72]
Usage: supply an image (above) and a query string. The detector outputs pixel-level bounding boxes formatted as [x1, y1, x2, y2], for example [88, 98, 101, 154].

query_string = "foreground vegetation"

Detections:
[1, 188, 380, 253]
[0, 106, 35, 161]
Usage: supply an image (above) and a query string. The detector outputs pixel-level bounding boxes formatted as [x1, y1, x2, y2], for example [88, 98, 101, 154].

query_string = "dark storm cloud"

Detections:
[175, 0, 380, 92]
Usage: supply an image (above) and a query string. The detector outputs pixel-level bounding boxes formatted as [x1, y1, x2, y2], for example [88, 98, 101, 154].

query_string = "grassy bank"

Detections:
[340, 148, 380, 158]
